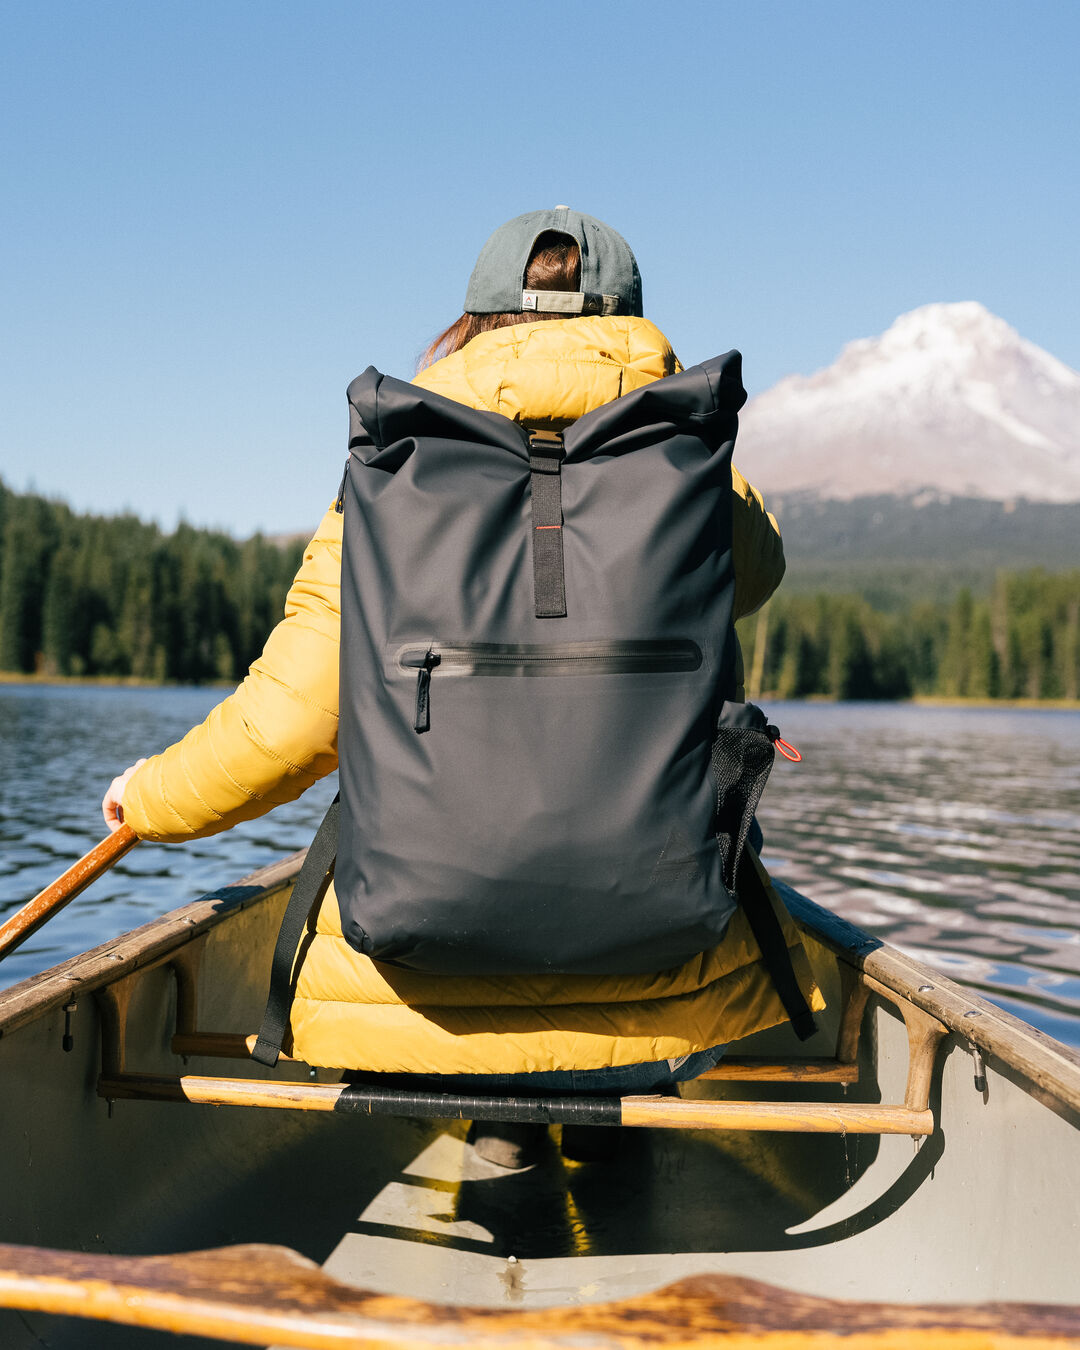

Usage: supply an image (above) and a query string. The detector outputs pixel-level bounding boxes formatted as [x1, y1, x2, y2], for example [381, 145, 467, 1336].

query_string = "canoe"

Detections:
[0, 849, 1077, 1348]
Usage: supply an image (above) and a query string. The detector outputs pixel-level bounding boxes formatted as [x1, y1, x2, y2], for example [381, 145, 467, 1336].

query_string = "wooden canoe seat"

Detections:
[169, 1034, 862, 1084]
[93, 955, 948, 1137]
[2, 1240, 1078, 1348]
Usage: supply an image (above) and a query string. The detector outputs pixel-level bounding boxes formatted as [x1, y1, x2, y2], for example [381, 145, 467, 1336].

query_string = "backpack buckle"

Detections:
[527, 430, 565, 474]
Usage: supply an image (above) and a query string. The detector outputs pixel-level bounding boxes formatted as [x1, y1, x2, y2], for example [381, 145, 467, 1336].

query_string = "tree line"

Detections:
[0, 481, 304, 681]
[1, 480, 1076, 700]
[739, 572, 1080, 702]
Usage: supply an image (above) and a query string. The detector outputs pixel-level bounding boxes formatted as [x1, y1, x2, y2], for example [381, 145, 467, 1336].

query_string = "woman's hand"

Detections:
[102, 759, 147, 833]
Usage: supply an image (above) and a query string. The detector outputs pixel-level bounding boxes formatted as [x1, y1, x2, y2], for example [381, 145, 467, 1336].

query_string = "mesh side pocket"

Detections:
[711, 701, 776, 891]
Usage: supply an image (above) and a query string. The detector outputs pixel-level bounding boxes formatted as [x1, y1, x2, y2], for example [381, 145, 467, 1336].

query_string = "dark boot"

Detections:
[560, 1123, 623, 1163]
[467, 1120, 548, 1170]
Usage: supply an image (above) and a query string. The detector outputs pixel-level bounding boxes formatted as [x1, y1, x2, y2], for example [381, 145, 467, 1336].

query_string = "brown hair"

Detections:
[417, 232, 582, 371]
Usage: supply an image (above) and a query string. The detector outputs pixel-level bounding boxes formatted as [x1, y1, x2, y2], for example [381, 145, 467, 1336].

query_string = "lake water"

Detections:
[1, 686, 1078, 1048]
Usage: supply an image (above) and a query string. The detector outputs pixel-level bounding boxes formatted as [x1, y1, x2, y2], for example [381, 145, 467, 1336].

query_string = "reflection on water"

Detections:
[1, 687, 1078, 1047]
[758, 702, 1080, 1047]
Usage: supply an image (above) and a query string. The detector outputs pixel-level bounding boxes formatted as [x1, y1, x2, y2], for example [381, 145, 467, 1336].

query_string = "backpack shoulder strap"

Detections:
[736, 847, 818, 1041]
[252, 795, 340, 1067]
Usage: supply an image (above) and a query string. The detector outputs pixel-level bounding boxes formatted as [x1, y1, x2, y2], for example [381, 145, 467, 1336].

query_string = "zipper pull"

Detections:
[404, 648, 440, 733]
[335, 458, 350, 513]
[766, 724, 802, 762]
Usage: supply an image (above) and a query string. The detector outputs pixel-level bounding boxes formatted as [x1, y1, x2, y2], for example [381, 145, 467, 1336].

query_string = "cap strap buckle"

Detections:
[522, 290, 621, 317]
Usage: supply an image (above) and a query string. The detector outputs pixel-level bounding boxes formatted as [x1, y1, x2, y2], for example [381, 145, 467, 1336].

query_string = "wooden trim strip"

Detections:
[171, 1032, 300, 1061]
[97, 1073, 932, 1135]
[1, 1242, 1076, 1348]
[697, 1057, 859, 1083]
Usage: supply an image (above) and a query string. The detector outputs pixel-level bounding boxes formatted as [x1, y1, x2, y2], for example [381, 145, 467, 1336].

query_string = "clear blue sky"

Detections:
[1, 1, 1077, 536]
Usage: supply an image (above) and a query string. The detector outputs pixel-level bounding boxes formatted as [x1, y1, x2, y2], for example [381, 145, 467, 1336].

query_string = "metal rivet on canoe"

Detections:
[918, 984, 934, 993]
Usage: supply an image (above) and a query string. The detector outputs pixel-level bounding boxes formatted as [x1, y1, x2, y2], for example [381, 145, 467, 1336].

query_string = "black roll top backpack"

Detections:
[253, 352, 815, 1066]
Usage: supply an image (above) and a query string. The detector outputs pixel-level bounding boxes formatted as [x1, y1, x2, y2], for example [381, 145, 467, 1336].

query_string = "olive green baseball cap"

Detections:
[464, 207, 643, 318]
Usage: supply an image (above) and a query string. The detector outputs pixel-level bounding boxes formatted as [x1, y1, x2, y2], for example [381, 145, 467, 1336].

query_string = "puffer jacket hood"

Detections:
[412, 315, 680, 425]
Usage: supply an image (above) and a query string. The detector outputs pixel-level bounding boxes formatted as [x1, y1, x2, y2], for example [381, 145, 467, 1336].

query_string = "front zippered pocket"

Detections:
[399, 639, 702, 733]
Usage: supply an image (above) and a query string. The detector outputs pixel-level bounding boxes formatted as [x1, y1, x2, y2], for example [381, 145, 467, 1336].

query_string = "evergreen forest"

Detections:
[0, 481, 304, 682]
[0, 480, 1076, 701]
[736, 574, 1080, 702]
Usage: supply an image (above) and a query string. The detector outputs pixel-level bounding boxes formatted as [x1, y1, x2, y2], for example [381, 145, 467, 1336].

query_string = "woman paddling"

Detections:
[103, 207, 821, 1167]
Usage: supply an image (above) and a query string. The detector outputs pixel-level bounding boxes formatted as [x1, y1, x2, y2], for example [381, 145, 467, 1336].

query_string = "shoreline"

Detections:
[910, 694, 1080, 711]
[4, 672, 1077, 711]
[0, 673, 237, 690]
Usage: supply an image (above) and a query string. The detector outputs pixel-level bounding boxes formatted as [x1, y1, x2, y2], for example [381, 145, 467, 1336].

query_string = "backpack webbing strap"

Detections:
[252, 796, 340, 1067]
[736, 847, 818, 1042]
[528, 430, 567, 618]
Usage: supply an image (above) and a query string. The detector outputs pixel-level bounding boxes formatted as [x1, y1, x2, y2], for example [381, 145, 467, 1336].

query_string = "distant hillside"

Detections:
[739, 302, 1080, 502]
[776, 493, 1080, 566]
[771, 494, 1080, 608]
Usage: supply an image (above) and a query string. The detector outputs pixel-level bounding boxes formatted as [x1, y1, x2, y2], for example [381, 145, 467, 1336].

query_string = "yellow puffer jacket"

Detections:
[123, 315, 822, 1071]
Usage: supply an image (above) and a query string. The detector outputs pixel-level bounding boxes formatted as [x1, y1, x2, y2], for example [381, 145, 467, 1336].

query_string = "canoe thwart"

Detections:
[1, 1240, 1077, 1349]
[96, 1072, 935, 1135]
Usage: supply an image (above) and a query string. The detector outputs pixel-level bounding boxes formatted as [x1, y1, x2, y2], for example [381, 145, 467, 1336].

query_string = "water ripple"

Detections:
[761, 702, 1080, 1046]
[0, 685, 338, 991]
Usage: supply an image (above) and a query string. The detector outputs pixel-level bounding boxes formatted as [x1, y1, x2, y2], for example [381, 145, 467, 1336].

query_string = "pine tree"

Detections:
[0, 496, 55, 672]
[41, 544, 77, 675]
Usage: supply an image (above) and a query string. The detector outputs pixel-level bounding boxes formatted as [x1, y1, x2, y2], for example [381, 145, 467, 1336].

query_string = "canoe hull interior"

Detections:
[0, 857, 1077, 1349]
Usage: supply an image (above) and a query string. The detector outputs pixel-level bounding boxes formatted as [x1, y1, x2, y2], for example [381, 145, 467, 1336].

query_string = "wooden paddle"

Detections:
[0, 825, 138, 964]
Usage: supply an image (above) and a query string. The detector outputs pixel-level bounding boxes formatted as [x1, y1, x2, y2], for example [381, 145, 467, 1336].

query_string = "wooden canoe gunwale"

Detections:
[0, 851, 305, 1042]
[1, 850, 1078, 1121]
[777, 882, 1080, 1118]
[2, 1241, 1078, 1350]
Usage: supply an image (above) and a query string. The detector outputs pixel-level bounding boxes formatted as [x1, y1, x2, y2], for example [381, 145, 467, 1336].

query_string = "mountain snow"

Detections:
[736, 302, 1080, 502]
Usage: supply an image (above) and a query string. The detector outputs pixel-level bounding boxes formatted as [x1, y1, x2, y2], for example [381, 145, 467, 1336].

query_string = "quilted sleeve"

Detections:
[121, 505, 343, 842]
[731, 465, 785, 619]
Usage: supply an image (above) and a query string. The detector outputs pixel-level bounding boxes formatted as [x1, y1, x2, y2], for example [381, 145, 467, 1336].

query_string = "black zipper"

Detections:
[398, 639, 702, 732]
[400, 648, 441, 732]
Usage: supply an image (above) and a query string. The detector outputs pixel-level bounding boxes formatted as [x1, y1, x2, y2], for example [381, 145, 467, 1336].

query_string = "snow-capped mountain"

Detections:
[737, 303, 1080, 502]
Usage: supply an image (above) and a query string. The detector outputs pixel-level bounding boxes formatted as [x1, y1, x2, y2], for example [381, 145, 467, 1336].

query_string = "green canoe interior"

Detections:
[0, 852, 1077, 1350]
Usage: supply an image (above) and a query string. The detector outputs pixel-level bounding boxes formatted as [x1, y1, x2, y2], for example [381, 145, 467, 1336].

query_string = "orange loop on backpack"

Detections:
[774, 737, 802, 763]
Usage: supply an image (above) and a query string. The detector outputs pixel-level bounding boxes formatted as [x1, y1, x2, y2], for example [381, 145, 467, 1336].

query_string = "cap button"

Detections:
[554, 204, 569, 210]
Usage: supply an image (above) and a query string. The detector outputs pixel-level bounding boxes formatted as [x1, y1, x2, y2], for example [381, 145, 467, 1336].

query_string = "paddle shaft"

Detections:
[0, 826, 138, 963]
